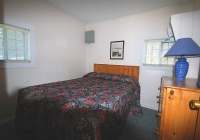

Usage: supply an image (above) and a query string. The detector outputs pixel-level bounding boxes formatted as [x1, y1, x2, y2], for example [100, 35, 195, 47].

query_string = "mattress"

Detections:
[15, 72, 142, 140]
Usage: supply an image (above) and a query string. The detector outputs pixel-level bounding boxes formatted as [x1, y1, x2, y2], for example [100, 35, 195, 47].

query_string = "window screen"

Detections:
[0, 23, 30, 61]
[143, 38, 175, 66]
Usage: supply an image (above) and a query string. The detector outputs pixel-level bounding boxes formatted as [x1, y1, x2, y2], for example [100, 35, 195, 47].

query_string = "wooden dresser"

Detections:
[156, 76, 200, 140]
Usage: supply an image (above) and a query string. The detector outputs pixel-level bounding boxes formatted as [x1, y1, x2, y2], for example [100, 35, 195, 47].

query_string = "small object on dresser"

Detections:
[197, 80, 200, 87]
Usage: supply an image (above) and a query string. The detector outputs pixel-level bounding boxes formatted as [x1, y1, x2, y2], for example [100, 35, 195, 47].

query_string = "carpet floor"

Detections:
[0, 107, 158, 140]
[119, 107, 158, 140]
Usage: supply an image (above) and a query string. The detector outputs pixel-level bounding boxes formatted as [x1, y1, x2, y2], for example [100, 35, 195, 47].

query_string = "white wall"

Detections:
[86, 3, 192, 110]
[0, 0, 86, 123]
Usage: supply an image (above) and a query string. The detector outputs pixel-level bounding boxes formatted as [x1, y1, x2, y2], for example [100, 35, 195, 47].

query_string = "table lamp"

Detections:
[164, 38, 200, 81]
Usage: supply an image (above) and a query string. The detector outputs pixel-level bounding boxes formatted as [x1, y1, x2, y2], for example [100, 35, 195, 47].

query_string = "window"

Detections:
[143, 38, 175, 66]
[0, 18, 35, 68]
[0, 23, 30, 61]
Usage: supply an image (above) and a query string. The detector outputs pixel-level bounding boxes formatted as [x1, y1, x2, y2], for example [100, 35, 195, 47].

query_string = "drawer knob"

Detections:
[158, 86, 162, 90]
[170, 90, 174, 94]
[155, 131, 159, 135]
[155, 127, 160, 135]
[155, 113, 161, 117]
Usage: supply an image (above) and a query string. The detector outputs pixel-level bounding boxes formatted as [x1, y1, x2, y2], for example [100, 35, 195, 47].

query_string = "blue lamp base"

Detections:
[197, 80, 200, 87]
[175, 58, 189, 80]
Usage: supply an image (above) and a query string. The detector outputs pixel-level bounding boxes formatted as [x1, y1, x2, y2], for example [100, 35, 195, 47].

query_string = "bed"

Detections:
[15, 64, 142, 140]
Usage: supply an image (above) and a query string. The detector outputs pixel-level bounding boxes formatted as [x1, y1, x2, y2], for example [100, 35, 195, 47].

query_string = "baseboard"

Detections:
[141, 104, 158, 111]
[0, 117, 15, 126]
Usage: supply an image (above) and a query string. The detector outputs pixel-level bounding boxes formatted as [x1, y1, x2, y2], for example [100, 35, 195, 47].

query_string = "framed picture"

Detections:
[110, 40, 124, 59]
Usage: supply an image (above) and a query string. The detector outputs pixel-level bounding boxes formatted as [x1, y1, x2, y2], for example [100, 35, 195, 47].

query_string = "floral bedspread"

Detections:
[15, 72, 142, 140]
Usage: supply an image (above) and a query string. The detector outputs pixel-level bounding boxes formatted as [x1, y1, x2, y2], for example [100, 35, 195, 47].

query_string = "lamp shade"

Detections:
[164, 38, 200, 80]
[164, 38, 200, 57]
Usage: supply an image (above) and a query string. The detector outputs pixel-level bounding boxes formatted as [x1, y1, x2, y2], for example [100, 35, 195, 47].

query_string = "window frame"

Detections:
[0, 18, 36, 68]
[143, 38, 175, 66]
[140, 36, 174, 72]
[0, 23, 30, 61]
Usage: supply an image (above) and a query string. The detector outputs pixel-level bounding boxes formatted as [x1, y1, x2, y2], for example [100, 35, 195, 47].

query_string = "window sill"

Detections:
[0, 60, 31, 63]
[143, 64, 174, 67]
[141, 64, 174, 72]
[0, 60, 35, 68]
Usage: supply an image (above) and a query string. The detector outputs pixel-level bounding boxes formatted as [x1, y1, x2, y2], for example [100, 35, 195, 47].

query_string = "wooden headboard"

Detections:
[94, 63, 140, 81]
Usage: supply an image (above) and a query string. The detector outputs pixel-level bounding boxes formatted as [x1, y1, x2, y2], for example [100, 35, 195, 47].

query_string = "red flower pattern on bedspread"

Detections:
[15, 72, 142, 140]
[62, 102, 73, 113]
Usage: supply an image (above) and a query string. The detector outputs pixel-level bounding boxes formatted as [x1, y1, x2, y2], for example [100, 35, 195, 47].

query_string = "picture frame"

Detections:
[110, 40, 124, 59]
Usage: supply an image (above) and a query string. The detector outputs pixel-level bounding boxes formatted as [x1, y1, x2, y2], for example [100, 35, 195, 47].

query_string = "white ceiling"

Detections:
[43, 0, 192, 23]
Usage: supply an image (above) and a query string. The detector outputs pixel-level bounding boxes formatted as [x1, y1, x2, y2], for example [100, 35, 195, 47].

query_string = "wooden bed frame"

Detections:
[94, 63, 140, 81]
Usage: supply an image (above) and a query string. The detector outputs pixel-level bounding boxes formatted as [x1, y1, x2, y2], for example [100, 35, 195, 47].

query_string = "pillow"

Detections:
[83, 72, 101, 78]
[83, 72, 112, 79]
[111, 74, 137, 85]
[84, 72, 138, 85]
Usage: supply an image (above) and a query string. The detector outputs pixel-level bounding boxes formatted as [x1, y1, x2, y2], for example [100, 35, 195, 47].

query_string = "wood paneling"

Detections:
[94, 63, 140, 81]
